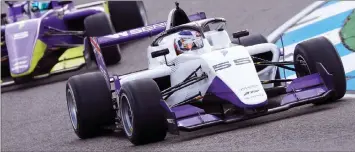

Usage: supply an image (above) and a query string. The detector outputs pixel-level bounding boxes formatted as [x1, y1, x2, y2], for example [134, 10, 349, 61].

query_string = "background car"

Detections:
[1, 1, 147, 87]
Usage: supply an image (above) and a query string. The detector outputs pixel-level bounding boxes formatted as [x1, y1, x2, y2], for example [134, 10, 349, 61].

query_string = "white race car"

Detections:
[65, 3, 346, 145]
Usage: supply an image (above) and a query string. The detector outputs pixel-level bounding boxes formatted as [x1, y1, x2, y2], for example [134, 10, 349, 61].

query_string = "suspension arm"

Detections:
[162, 66, 204, 95]
[162, 73, 208, 99]
[183, 65, 202, 82]
[44, 26, 85, 38]
[252, 56, 296, 71]
[261, 79, 294, 84]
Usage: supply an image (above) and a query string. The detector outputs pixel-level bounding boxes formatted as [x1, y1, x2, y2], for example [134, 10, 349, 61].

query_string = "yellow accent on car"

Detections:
[11, 40, 47, 78]
[50, 57, 85, 73]
[104, 1, 110, 14]
[58, 45, 84, 61]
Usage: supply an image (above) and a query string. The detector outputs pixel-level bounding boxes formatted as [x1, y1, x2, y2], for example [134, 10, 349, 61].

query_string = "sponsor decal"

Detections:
[104, 22, 167, 39]
[213, 61, 231, 72]
[245, 93, 264, 100]
[234, 57, 251, 65]
[13, 60, 28, 67]
[10, 56, 29, 72]
[243, 89, 259, 96]
[221, 50, 228, 56]
[212, 57, 252, 72]
[241, 85, 264, 100]
[240, 84, 258, 91]
[11, 65, 29, 72]
[13, 31, 29, 40]
[11, 56, 28, 62]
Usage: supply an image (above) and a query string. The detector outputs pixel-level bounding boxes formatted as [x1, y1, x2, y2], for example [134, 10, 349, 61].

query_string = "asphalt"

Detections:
[2, 0, 355, 151]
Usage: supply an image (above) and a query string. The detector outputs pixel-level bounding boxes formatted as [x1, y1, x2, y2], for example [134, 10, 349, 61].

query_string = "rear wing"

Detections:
[96, 12, 207, 48]
[84, 12, 207, 90]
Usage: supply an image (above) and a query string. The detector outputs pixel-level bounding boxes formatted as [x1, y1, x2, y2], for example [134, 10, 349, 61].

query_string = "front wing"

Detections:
[160, 62, 334, 134]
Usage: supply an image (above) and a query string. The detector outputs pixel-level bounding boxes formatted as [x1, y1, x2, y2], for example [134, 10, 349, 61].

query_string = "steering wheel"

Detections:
[151, 25, 205, 46]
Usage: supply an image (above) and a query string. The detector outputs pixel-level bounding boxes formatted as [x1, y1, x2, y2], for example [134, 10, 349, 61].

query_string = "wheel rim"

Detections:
[120, 93, 134, 136]
[295, 54, 311, 77]
[67, 86, 78, 130]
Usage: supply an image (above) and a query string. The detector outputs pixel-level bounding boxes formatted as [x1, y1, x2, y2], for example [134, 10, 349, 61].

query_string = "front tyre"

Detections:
[119, 78, 167, 145]
[66, 72, 115, 139]
[293, 36, 346, 104]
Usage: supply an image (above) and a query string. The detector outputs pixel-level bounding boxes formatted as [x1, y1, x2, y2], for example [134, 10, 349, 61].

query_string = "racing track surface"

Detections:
[2, 0, 355, 151]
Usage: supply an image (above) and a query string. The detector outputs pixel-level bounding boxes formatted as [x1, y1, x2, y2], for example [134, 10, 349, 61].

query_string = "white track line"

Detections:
[287, 1, 355, 33]
[344, 94, 355, 98]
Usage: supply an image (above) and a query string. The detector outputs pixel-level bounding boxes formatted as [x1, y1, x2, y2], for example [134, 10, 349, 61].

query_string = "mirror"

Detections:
[151, 48, 170, 58]
[233, 30, 249, 39]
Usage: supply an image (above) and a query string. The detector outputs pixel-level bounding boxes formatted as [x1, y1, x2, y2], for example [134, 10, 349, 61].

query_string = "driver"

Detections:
[174, 30, 204, 55]
[31, 1, 51, 12]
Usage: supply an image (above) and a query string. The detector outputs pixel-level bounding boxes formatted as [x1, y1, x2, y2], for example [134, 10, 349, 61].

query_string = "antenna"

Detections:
[175, 1, 179, 9]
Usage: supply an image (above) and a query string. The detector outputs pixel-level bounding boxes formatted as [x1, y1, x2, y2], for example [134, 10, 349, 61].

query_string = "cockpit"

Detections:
[152, 18, 231, 53]
[147, 3, 234, 68]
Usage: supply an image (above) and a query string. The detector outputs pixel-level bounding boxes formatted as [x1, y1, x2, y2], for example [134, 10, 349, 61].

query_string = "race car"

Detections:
[65, 3, 346, 145]
[1, 1, 206, 87]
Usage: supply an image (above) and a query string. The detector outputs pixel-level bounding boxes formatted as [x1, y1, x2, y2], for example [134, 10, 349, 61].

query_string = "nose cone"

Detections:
[5, 19, 44, 77]
[200, 47, 268, 108]
[206, 76, 267, 108]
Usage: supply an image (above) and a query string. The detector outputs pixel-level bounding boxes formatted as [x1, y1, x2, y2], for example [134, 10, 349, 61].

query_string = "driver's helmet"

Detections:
[31, 1, 51, 12]
[174, 30, 204, 55]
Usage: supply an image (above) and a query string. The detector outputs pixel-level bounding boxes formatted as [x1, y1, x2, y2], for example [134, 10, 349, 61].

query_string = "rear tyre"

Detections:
[232, 34, 268, 46]
[293, 36, 346, 104]
[66, 72, 115, 139]
[107, 1, 148, 32]
[84, 12, 121, 65]
[119, 78, 167, 145]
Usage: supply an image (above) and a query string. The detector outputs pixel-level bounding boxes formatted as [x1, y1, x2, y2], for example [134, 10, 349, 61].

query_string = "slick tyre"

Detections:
[66, 72, 115, 139]
[107, 1, 148, 32]
[119, 78, 167, 145]
[84, 12, 121, 65]
[293, 36, 346, 104]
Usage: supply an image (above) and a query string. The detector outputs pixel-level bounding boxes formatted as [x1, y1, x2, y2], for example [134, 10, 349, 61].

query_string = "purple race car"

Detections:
[65, 3, 346, 145]
[1, 1, 205, 88]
